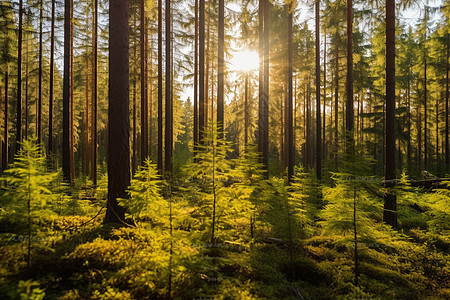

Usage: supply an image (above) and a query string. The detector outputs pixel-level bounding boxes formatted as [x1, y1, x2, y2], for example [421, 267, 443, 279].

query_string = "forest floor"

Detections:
[0, 181, 448, 300]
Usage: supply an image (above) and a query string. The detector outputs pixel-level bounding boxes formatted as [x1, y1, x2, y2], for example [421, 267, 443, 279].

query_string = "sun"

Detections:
[230, 50, 259, 72]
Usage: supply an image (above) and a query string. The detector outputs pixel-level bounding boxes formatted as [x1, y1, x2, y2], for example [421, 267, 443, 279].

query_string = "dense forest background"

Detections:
[0, 0, 449, 299]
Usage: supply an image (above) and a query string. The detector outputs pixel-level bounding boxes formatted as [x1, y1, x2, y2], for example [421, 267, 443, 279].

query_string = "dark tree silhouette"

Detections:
[105, 0, 130, 223]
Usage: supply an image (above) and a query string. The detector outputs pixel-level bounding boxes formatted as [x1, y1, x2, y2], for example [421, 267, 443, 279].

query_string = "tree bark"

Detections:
[157, 0, 163, 171]
[63, 0, 73, 183]
[258, 0, 263, 156]
[262, 0, 269, 171]
[37, 0, 43, 145]
[217, 0, 224, 135]
[199, 0, 205, 144]
[165, 0, 173, 175]
[194, 0, 199, 148]
[105, 0, 130, 224]
[49, 0, 55, 155]
[2, 65, 8, 171]
[140, 0, 148, 163]
[91, 0, 98, 185]
[334, 31, 339, 169]
[287, 2, 294, 180]
[16, 0, 23, 153]
[446, 33, 449, 171]
[316, 0, 322, 180]
[346, 0, 354, 150]
[383, 0, 397, 228]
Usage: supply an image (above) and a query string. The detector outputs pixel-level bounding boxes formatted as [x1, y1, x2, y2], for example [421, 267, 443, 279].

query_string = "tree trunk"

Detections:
[245, 72, 249, 146]
[383, 0, 397, 228]
[199, 0, 205, 144]
[262, 0, 269, 171]
[165, 0, 172, 175]
[258, 0, 263, 156]
[424, 49, 428, 169]
[446, 33, 449, 171]
[49, 0, 55, 155]
[157, 0, 163, 171]
[91, 0, 98, 185]
[217, 0, 224, 135]
[140, 0, 148, 163]
[287, 2, 294, 180]
[334, 31, 339, 169]
[316, 0, 322, 180]
[63, 0, 72, 182]
[84, 56, 90, 176]
[194, 0, 198, 148]
[105, 0, 130, 224]
[323, 33, 326, 159]
[2, 65, 8, 172]
[16, 0, 23, 153]
[346, 0, 354, 151]
[70, 3, 75, 182]
[37, 0, 43, 145]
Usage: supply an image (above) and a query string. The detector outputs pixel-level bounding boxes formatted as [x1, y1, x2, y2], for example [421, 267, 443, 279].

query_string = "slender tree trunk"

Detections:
[70, 3, 75, 182]
[258, 0, 263, 156]
[407, 65, 411, 168]
[140, 0, 148, 163]
[245, 72, 249, 146]
[132, 33, 137, 174]
[165, 0, 172, 174]
[205, 15, 210, 130]
[85, 56, 90, 176]
[383, 0, 397, 228]
[157, 0, 163, 171]
[287, 2, 294, 180]
[91, 0, 98, 185]
[37, 0, 43, 145]
[63, 0, 71, 183]
[49, 0, 55, 155]
[147, 20, 152, 158]
[262, 0, 269, 171]
[323, 33, 326, 159]
[424, 50, 428, 169]
[316, 0, 322, 180]
[194, 0, 199, 148]
[334, 31, 339, 169]
[446, 33, 449, 171]
[16, 0, 23, 153]
[199, 0, 205, 144]
[2, 65, 8, 171]
[24, 37, 28, 141]
[217, 0, 224, 135]
[105, 0, 130, 224]
[346, 0, 354, 152]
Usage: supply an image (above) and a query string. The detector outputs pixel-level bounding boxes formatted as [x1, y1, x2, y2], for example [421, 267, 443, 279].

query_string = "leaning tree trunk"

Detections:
[105, 0, 130, 224]
[262, 0, 269, 172]
[383, 0, 397, 228]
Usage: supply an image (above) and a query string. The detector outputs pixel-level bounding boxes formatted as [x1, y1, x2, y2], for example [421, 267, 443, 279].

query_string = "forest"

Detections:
[0, 0, 449, 298]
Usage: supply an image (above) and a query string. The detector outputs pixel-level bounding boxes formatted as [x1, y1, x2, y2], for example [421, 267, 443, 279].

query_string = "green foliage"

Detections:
[118, 159, 166, 226]
[0, 140, 58, 229]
